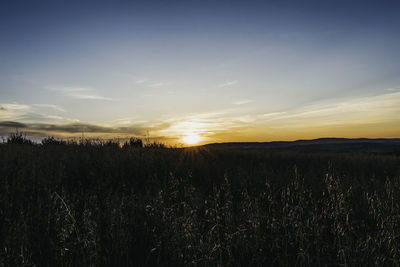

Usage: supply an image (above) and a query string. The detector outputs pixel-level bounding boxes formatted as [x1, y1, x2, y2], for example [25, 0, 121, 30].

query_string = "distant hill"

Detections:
[203, 138, 400, 153]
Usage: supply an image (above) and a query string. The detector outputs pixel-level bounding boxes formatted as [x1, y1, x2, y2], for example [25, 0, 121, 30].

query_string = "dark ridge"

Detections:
[203, 138, 400, 153]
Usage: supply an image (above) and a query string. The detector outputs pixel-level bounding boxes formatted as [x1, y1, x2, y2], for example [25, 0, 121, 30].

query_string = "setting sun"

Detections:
[182, 132, 202, 145]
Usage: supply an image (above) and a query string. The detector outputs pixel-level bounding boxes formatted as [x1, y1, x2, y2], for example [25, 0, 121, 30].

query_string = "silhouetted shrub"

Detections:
[144, 141, 166, 149]
[123, 137, 143, 148]
[41, 136, 67, 145]
[6, 132, 33, 145]
[102, 139, 120, 148]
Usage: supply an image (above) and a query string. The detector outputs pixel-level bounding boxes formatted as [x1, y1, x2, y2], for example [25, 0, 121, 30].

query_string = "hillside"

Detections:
[204, 138, 400, 153]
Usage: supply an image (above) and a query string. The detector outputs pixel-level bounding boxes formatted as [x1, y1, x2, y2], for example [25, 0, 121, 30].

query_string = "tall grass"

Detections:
[0, 139, 399, 266]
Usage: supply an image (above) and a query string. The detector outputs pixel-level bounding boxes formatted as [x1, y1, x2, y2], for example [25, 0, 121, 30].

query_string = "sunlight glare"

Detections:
[182, 132, 202, 145]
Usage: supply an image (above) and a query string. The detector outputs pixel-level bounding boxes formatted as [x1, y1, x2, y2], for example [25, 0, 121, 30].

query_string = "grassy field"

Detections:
[1, 137, 400, 266]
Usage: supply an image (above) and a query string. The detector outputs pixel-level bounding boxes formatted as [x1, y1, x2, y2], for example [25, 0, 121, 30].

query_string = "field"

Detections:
[1, 138, 400, 266]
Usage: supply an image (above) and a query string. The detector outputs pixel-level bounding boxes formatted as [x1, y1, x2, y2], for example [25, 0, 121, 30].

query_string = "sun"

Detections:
[182, 132, 202, 145]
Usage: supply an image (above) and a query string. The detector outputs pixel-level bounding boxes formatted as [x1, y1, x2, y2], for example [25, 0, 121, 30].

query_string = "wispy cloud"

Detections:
[233, 100, 253, 105]
[262, 112, 287, 118]
[32, 104, 66, 112]
[46, 86, 113, 101]
[217, 80, 238, 88]
[2, 91, 399, 143]
[19, 112, 78, 124]
[0, 102, 78, 126]
[255, 91, 400, 130]
[70, 94, 112, 100]
[0, 103, 30, 111]
[0, 103, 30, 121]
[157, 91, 400, 143]
[135, 79, 170, 88]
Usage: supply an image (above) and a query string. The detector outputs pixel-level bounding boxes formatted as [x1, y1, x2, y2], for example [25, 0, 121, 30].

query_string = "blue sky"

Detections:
[1, 0, 400, 144]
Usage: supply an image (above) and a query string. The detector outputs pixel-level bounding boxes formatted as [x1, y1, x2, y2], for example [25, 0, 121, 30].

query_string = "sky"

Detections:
[1, 0, 400, 145]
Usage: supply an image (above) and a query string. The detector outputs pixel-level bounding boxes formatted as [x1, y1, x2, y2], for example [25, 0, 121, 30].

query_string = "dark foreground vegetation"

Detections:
[1, 135, 400, 266]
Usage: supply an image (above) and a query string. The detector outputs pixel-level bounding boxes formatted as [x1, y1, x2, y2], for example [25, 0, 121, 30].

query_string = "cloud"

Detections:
[19, 112, 75, 123]
[0, 103, 30, 110]
[256, 91, 400, 129]
[262, 112, 287, 118]
[0, 100, 171, 140]
[0, 106, 6, 111]
[157, 91, 400, 143]
[0, 119, 173, 141]
[0, 121, 27, 128]
[0, 103, 30, 121]
[69, 94, 113, 101]
[233, 100, 253, 105]
[0, 102, 79, 126]
[1, 91, 398, 144]
[32, 104, 66, 112]
[31, 123, 114, 133]
[46, 86, 113, 101]
[135, 79, 170, 88]
[217, 80, 238, 88]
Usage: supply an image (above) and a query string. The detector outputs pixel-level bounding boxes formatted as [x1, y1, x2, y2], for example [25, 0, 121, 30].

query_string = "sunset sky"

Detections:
[1, 0, 400, 145]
